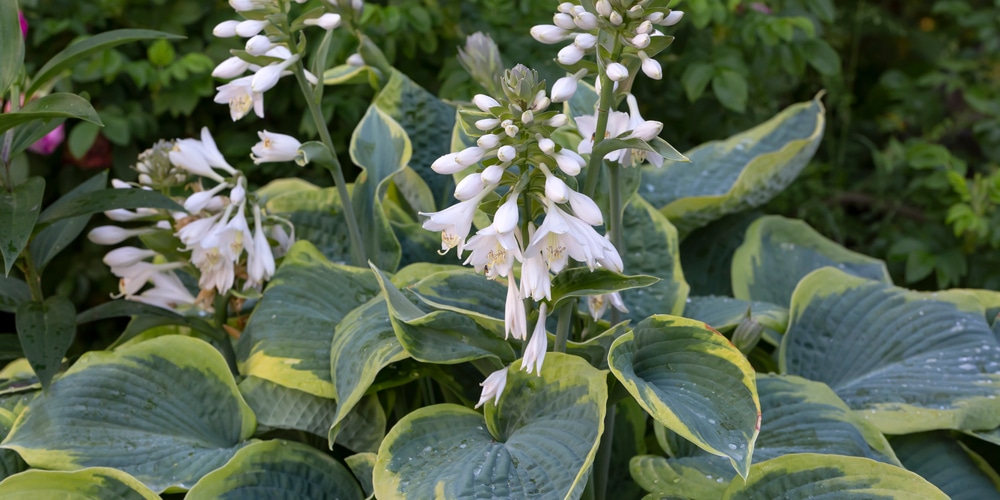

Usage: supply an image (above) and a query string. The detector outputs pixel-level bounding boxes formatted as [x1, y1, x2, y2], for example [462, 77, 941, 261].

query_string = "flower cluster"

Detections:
[88, 128, 294, 312]
[531, 0, 683, 84]
[210, 0, 358, 121]
[421, 65, 624, 405]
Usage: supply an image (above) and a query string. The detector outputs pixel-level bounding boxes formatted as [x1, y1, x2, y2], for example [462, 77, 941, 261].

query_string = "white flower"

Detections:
[88, 226, 156, 245]
[629, 34, 651, 49]
[170, 128, 236, 181]
[177, 213, 222, 246]
[574, 33, 597, 49]
[527, 202, 622, 272]
[129, 271, 197, 310]
[636, 20, 653, 35]
[183, 182, 230, 213]
[539, 137, 555, 154]
[545, 114, 569, 128]
[493, 195, 520, 234]
[104, 208, 158, 222]
[453, 173, 486, 201]
[568, 190, 604, 226]
[270, 223, 294, 257]
[431, 153, 465, 175]
[553, 12, 576, 30]
[420, 189, 491, 255]
[609, 11, 623, 26]
[481, 164, 505, 184]
[530, 25, 570, 44]
[551, 74, 579, 104]
[588, 291, 628, 321]
[111, 261, 186, 297]
[215, 75, 265, 121]
[475, 118, 500, 131]
[303, 13, 342, 30]
[245, 35, 274, 56]
[212, 56, 250, 79]
[573, 12, 599, 30]
[102, 247, 157, 268]
[477, 134, 500, 149]
[475, 367, 508, 408]
[522, 303, 549, 375]
[521, 110, 534, 125]
[504, 277, 527, 340]
[520, 250, 552, 301]
[251, 55, 298, 93]
[545, 174, 569, 203]
[661, 11, 684, 26]
[246, 205, 276, 289]
[497, 145, 517, 163]
[251, 130, 302, 164]
[464, 225, 521, 279]
[553, 149, 585, 176]
[606, 62, 629, 81]
[595, 0, 612, 17]
[576, 109, 631, 162]
[558, 44, 585, 65]
[473, 94, 500, 112]
[346, 53, 365, 67]
[455, 146, 486, 166]
[235, 19, 269, 37]
[625, 94, 664, 167]
[213, 20, 240, 38]
[638, 51, 662, 80]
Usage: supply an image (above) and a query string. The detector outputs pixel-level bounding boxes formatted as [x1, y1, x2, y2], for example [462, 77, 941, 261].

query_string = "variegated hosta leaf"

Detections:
[631, 374, 900, 499]
[1, 336, 255, 493]
[782, 267, 1000, 434]
[0, 408, 25, 481]
[237, 241, 380, 398]
[407, 267, 506, 329]
[371, 264, 515, 365]
[608, 315, 760, 478]
[373, 353, 607, 500]
[678, 212, 760, 296]
[682, 295, 788, 346]
[0, 467, 159, 499]
[731, 215, 891, 306]
[346, 452, 376, 498]
[262, 180, 353, 265]
[892, 432, 1000, 500]
[186, 440, 364, 500]
[620, 195, 690, 322]
[329, 296, 406, 448]
[641, 95, 826, 236]
[723, 453, 947, 499]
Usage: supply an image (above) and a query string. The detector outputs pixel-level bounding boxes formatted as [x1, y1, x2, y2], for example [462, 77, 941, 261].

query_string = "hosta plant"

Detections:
[0, 0, 997, 499]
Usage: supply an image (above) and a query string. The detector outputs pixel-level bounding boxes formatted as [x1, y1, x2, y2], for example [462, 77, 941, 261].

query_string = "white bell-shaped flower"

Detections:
[475, 367, 508, 408]
[522, 303, 549, 375]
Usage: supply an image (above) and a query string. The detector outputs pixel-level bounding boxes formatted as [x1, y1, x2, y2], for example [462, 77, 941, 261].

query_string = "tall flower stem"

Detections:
[292, 65, 368, 266]
[554, 302, 574, 353]
[582, 41, 624, 198]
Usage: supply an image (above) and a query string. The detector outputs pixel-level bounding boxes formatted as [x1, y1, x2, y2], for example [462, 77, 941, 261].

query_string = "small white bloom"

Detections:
[638, 51, 662, 80]
[661, 10, 684, 26]
[636, 20, 653, 35]
[530, 25, 570, 44]
[553, 12, 576, 30]
[251, 130, 302, 164]
[545, 175, 569, 204]
[595, 0, 612, 18]
[215, 75, 265, 121]
[303, 13, 342, 30]
[521, 110, 534, 125]
[493, 195, 520, 234]
[183, 182, 230, 213]
[456, 146, 486, 166]
[475, 118, 500, 131]
[527, 201, 622, 272]
[420, 189, 491, 255]
[504, 277, 527, 340]
[213, 20, 240, 38]
[212, 56, 250, 79]
[629, 33, 651, 49]
[235, 19, 269, 37]
[588, 291, 628, 321]
[112, 261, 186, 297]
[88, 226, 156, 245]
[473, 94, 500, 112]
[609, 11, 624, 25]
[545, 113, 569, 128]
[477, 134, 500, 149]
[574, 33, 598, 49]
[230, 182, 246, 205]
[568, 190, 604, 226]
[245, 35, 274, 56]
[251, 58, 294, 93]
[130, 271, 197, 310]
[464, 225, 521, 279]
[475, 367, 508, 408]
[574, 12, 599, 30]
[520, 250, 552, 301]
[346, 53, 365, 67]
[453, 173, 486, 201]
[606, 62, 629, 81]
[557, 2, 575, 14]
[104, 208, 155, 222]
[177, 213, 222, 246]
[246, 204, 276, 289]
[554, 149, 585, 176]
[531, 91, 551, 111]
[558, 44, 585, 65]
[497, 145, 517, 162]
[646, 12, 665, 23]
[538, 137, 555, 154]
[431, 153, 465, 175]
[504, 123, 519, 137]
[522, 303, 549, 375]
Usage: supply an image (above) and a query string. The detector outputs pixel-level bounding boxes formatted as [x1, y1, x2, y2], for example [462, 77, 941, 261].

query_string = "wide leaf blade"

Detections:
[0, 93, 102, 137]
[15, 296, 75, 389]
[37, 187, 182, 224]
[0, 467, 159, 499]
[620, 195, 690, 321]
[0, 177, 44, 275]
[0, 0, 24, 99]
[892, 432, 1000, 500]
[29, 170, 107, 271]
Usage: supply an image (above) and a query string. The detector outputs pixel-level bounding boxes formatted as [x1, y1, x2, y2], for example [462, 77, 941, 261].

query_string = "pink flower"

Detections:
[19, 11, 27, 38]
[28, 124, 65, 155]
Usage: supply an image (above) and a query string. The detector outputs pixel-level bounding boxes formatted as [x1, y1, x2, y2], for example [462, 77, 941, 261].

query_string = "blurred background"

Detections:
[8, 0, 1000, 346]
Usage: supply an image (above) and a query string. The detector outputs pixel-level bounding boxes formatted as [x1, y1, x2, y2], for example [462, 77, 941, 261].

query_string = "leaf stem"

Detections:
[594, 403, 617, 500]
[554, 301, 574, 353]
[212, 292, 239, 376]
[292, 64, 368, 266]
[19, 251, 44, 302]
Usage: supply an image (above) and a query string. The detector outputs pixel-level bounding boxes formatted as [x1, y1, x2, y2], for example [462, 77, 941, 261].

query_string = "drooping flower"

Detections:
[251, 130, 302, 164]
[522, 303, 549, 375]
[475, 367, 509, 408]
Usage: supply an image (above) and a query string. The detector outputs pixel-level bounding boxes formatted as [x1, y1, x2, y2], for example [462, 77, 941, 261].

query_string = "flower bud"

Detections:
[245, 35, 274, 56]
[639, 51, 663, 80]
[212, 57, 250, 79]
[609, 11, 623, 25]
[530, 24, 570, 44]
[103, 246, 158, 268]
[573, 12, 599, 30]
[733, 316, 763, 355]
[521, 110, 534, 124]
[646, 12, 665, 23]
[235, 19, 268, 37]
[251, 63, 285, 92]
[456, 146, 486, 166]
[545, 114, 569, 128]
[454, 173, 486, 200]
[473, 94, 501, 112]
[662, 11, 684, 26]
[493, 195, 520, 234]
[504, 123, 519, 137]
[595, 0, 612, 17]
[568, 190, 603, 226]
[606, 62, 629, 81]
[629, 120, 663, 141]
[346, 53, 365, 66]
[475, 118, 500, 131]
[539, 137, 555, 154]
[545, 175, 569, 203]
[629, 33, 650, 49]
[481, 164, 505, 184]
[550, 75, 578, 103]
[213, 20, 240, 38]
[553, 13, 576, 30]
[477, 134, 500, 149]
[574, 33, 598, 49]
[88, 226, 151, 245]
[555, 150, 585, 176]
[636, 20, 653, 34]
[497, 145, 517, 162]
[303, 13, 342, 30]
[557, 44, 585, 65]
[431, 153, 465, 174]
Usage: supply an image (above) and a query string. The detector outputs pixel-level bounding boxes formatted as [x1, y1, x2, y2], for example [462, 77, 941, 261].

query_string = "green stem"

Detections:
[594, 404, 617, 500]
[608, 163, 624, 253]
[19, 252, 44, 302]
[292, 65, 368, 266]
[554, 301, 574, 353]
[582, 41, 624, 198]
[212, 293, 239, 376]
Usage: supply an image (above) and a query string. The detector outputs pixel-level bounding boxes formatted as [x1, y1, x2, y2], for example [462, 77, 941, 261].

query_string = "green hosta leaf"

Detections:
[723, 453, 947, 499]
[27, 29, 182, 97]
[683, 296, 788, 346]
[186, 440, 364, 500]
[329, 296, 407, 446]
[408, 267, 505, 327]
[37, 187, 182, 225]
[0, 94, 102, 138]
[0, 276, 29, 313]
[633, 374, 900, 499]
[892, 432, 1000, 500]
[608, 315, 760, 478]
[264, 181, 352, 263]
[0, 467, 159, 499]
[1, 336, 255, 493]
[346, 453, 376, 498]
[641, 95, 826, 235]
[76, 299, 221, 343]
[373, 69, 456, 208]
[565, 322, 629, 370]
[15, 296, 75, 389]
[620, 195, 690, 321]
[567, 80, 598, 126]
[0, 408, 26, 480]
[372, 264, 515, 365]
[0, 1, 24, 99]
[0, 177, 44, 275]
[678, 212, 760, 296]
[550, 268, 659, 309]
[732, 215, 891, 306]
[323, 63, 372, 86]
[333, 395, 387, 454]
[781, 267, 1000, 434]
[29, 170, 107, 271]
[374, 353, 607, 499]
[350, 104, 410, 271]
[237, 241, 380, 398]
